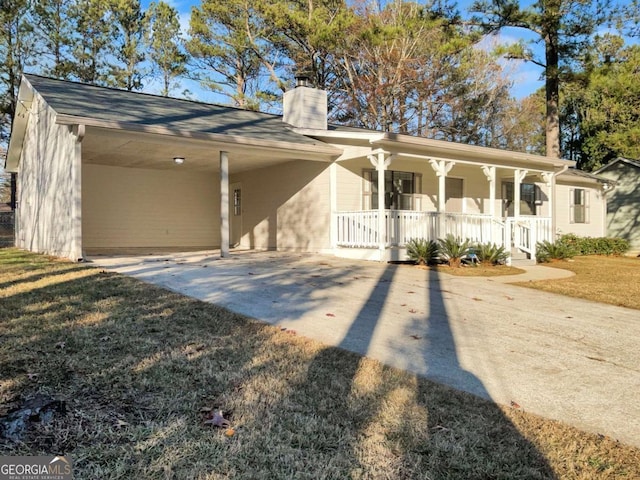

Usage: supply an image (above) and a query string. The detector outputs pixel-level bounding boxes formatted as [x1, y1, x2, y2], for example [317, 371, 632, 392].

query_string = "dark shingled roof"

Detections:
[24, 74, 323, 146]
[560, 168, 612, 183]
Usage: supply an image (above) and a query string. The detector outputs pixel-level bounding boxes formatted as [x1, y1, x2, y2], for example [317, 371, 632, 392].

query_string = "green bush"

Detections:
[473, 242, 510, 265]
[438, 234, 472, 267]
[558, 234, 630, 256]
[536, 240, 576, 263]
[406, 238, 440, 265]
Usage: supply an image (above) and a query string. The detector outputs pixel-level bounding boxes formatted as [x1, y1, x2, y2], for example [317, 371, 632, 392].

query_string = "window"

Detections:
[363, 170, 422, 210]
[570, 188, 589, 223]
[233, 188, 241, 216]
[502, 182, 540, 216]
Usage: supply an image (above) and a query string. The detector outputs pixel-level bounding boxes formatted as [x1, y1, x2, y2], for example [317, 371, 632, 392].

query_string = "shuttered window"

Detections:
[570, 188, 589, 223]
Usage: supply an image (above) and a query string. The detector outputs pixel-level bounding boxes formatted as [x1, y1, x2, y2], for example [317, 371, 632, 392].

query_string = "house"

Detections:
[5, 74, 612, 262]
[595, 158, 640, 255]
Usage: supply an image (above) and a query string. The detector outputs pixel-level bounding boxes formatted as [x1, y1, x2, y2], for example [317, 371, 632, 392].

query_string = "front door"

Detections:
[230, 183, 242, 248]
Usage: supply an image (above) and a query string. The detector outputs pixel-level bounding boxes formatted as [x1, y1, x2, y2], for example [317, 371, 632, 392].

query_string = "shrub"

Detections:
[438, 234, 472, 268]
[406, 238, 440, 265]
[557, 234, 630, 256]
[536, 240, 575, 263]
[474, 242, 510, 266]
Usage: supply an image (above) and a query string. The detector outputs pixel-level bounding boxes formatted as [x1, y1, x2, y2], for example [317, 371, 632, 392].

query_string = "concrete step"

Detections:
[510, 248, 537, 266]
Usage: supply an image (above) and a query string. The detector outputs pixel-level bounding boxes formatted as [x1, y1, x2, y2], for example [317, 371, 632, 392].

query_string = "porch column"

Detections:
[541, 171, 554, 240]
[513, 169, 528, 218]
[481, 165, 496, 217]
[329, 162, 337, 248]
[429, 159, 455, 237]
[368, 151, 394, 260]
[220, 151, 230, 258]
[71, 124, 84, 261]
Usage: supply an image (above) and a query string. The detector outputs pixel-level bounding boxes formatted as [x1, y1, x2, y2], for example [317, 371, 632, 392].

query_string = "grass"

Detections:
[1, 248, 639, 479]
[517, 255, 640, 310]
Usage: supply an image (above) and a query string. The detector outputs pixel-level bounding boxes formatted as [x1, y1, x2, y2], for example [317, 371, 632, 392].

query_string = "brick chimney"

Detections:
[282, 75, 327, 130]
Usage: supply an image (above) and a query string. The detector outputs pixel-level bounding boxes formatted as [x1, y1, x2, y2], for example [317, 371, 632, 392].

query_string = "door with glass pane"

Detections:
[230, 183, 242, 247]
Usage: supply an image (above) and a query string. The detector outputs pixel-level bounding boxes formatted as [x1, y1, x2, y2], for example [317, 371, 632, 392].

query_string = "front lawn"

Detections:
[517, 255, 640, 310]
[1, 248, 639, 479]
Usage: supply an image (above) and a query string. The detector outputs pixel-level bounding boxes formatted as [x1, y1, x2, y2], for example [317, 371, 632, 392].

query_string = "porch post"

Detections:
[429, 159, 455, 238]
[220, 151, 230, 258]
[329, 162, 337, 248]
[71, 124, 84, 261]
[541, 172, 554, 241]
[368, 151, 394, 260]
[513, 169, 528, 218]
[376, 152, 386, 259]
[481, 165, 496, 217]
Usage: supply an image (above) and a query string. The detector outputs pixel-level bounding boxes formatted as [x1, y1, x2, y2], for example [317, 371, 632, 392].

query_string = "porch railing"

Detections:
[335, 210, 552, 253]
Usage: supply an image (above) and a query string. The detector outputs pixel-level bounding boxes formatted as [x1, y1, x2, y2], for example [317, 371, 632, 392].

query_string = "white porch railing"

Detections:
[335, 210, 552, 253]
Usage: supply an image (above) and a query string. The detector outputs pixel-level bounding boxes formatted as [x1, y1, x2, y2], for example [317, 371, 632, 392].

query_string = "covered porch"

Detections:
[328, 146, 565, 262]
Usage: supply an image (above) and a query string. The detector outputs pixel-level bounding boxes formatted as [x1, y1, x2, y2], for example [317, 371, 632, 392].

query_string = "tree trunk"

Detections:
[544, 2, 561, 158]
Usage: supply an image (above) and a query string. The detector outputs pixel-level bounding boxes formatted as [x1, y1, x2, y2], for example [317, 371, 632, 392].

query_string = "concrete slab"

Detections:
[90, 250, 640, 448]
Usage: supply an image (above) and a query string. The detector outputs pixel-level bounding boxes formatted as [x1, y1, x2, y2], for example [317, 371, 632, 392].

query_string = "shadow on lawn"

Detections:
[0, 255, 556, 478]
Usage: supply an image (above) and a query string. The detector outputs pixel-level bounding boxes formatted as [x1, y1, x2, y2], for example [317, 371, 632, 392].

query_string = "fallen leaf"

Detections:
[115, 419, 130, 427]
[400, 303, 407, 307]
[286, 330, 297, 335]
[407, 291, 415, 294]
[225, 428, 235, 437]
[409, 308, 418, 313]
[55, 341, 65, 349]
[204, 410, 231, 428]
[410, 334, 422, 340]
[505, 295, 514, 300]
[566, 316, 573, 319]
[472, 297, 482, 302]
[27, 373, 39, 380]
[326, 313, 335, 317]
[100, 336, 111, 342]
[510, 401, 521, 409]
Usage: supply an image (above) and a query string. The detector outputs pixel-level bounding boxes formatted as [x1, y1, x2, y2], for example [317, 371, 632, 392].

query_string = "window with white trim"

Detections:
[570, 188, 589, 223]
[363, 169, 422, 210]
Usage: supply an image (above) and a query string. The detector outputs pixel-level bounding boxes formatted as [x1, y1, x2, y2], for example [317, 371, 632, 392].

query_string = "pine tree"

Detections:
[145, 1, 187, 96]
[111, 0, 146, 90]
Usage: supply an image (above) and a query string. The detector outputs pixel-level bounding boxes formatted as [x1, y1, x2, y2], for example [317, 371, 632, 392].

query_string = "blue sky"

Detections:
[141, 0, 546, 101]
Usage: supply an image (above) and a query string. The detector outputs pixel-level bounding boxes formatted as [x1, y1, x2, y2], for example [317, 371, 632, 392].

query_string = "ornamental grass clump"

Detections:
[474, 242, 510, 266]
[535, 240, 575, 263]
[438, 234, 472, 267]
[406, 238, 440, 265]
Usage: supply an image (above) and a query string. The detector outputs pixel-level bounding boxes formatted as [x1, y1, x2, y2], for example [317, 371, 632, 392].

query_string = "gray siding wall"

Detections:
[598, 162, 640, 253]
[15, 93, 78, 258]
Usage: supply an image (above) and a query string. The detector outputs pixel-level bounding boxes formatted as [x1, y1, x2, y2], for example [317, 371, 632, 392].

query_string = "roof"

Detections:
[23, 74, 321, 146]
[559, 168, 614, 184]
[594, 157, 640, 173]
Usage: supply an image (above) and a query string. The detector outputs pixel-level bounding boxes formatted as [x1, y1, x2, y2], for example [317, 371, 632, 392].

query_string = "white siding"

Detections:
[15, 93, 79, 259]
[231, 160, 332, 252]
[555, 182, 606, 237]
[83, 164, 218, 253]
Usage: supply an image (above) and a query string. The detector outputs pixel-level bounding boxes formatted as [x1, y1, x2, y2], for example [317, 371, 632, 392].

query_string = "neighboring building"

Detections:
[4, 74, 613, 262]
[595, 158, 640, 255]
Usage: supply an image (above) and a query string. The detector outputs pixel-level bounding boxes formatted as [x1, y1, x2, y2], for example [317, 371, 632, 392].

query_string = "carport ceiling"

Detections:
[81, 126, 335, 174]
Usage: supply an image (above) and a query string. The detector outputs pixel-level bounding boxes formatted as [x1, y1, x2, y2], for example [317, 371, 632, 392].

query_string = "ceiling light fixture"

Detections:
[173, 157, 185, 165]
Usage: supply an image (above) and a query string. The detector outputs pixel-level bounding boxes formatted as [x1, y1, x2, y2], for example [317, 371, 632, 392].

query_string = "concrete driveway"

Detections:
[90, 250, 640, 448]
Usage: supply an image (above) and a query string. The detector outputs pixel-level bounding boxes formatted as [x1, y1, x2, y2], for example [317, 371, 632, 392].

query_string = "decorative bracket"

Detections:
[72, 124, 85, 143]
[540, 172, 553, 187]
[481, 165, 496, 183]
[429, 159, 455, 177]
[514, 169, 528, 183]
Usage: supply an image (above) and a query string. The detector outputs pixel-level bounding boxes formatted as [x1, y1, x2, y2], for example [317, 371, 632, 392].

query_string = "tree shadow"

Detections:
[1, 255, 562, 478]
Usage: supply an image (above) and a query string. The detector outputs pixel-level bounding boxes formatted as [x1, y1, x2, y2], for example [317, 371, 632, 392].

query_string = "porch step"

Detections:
[510, 249, 537, 266]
